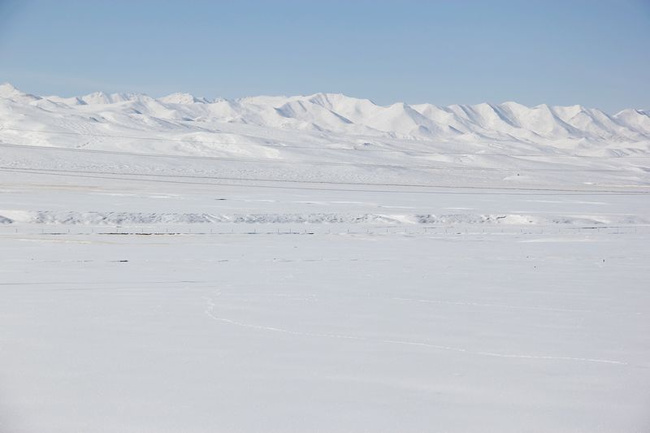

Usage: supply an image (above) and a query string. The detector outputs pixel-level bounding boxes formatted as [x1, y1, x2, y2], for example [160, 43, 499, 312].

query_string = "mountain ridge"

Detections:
[1, 83, 649, 158]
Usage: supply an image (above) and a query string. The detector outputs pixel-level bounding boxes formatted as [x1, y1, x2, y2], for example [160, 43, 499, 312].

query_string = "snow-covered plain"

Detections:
[1, 85, 649, 432]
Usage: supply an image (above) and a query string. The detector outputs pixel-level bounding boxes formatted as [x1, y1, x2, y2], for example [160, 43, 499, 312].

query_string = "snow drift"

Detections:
[1, 210, 646, 227]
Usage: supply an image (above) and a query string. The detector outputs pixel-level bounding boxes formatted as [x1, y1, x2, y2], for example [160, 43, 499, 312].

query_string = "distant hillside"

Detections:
[1, 83, 648, 159]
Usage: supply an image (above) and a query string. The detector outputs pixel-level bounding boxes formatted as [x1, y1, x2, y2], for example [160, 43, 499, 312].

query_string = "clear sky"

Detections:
[0, 0, 648, 112]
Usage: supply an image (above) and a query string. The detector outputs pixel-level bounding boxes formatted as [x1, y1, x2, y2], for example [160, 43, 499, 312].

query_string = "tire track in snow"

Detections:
[202, 297, 628, 366]
[3, 166, 648, 195]
[392, 297, 600, 314]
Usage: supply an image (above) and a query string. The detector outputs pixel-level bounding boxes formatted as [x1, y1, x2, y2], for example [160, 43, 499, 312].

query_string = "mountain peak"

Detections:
[159, 92, 210, 104]
[0, 82, 41, 102]
[0, 82, 19, 94]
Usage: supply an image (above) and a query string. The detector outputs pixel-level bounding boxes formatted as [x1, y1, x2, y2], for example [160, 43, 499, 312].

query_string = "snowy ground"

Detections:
[1, 159, 650, 433]
[1, 85, 649, 432]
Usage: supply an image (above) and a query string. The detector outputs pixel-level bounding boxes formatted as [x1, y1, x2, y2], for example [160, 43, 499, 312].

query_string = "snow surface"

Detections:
[1, 84, 649, 433]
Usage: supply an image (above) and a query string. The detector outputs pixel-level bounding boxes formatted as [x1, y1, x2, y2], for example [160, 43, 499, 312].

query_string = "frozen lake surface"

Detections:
[1, 167, 649, 433]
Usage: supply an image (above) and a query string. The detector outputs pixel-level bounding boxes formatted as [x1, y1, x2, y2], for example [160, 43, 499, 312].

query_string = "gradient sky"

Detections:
[0, 0, 648, 112]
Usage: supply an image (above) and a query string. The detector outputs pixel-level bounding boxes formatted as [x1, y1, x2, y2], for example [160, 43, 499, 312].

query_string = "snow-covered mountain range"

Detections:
[1, 83, 648, 159]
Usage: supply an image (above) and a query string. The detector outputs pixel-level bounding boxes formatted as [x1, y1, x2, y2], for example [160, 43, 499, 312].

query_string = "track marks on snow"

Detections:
[392, 297, 600, 314]
[203, 297, 627, 366]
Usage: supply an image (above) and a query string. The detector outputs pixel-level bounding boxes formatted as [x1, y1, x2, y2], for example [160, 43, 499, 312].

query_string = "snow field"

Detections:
[0, 84, 649, 432]
[1, 166, 649, 432]
[1, 226, 649, 433]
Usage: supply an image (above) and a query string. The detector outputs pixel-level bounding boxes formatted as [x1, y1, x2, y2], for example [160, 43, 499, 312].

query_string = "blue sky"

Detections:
[0, 0, 648, 112]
